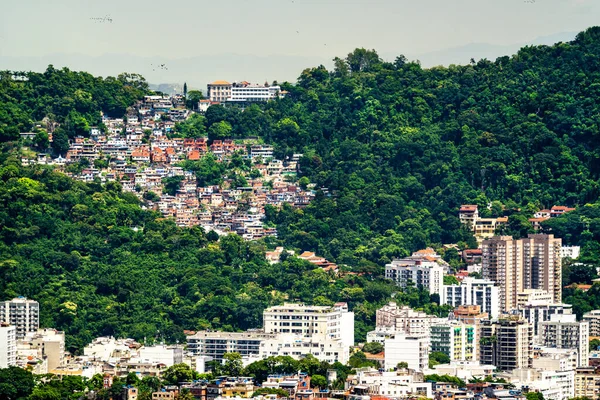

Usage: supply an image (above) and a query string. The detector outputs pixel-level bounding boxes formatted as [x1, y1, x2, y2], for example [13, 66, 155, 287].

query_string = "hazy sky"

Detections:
[1, 0, 599, 59]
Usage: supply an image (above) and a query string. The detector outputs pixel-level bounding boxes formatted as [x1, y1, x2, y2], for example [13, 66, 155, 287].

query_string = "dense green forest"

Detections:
[2, 27, 600, 351]
[0, 150, 447, 351]
[0, 67, 149, 143]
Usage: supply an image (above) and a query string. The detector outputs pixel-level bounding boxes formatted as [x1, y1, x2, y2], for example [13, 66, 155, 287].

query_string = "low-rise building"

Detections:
[384, 334, 429, 372]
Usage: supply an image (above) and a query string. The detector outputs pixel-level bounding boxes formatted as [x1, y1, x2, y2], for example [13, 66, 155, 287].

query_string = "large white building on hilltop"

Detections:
[441, 277, 500, 318]
[0, 297, 39, 339]
[263, 302, 354, 349]
[0, 323, 16, 368]
[207, 81, 284, 103]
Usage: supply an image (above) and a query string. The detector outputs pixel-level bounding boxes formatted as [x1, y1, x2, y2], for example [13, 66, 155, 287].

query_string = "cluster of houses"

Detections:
[21, 94, 316, 239]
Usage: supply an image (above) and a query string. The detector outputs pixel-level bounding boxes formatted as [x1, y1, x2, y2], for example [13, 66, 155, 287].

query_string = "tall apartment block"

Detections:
[482, 234, 562, 312]
[262, 302, 354, 348]
[540, 314, 589, 367]
[479, 318, 533, 371]
[0, 297, 39, 339]
[583, 310, 600, 337]
[0, 323, 17, 368]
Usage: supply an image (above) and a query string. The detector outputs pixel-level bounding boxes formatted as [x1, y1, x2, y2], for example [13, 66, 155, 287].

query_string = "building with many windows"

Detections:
[385, 258, 444, 295]
[262, 302, 354, 349]
[186, 331, 277, 362]
[479, 317, 533, 371]
[0, 323, 16, 368]
[517, 302, 573, 339]
[0, 297, 39, 339]
[482, 234, 562, 312]
[430, 321, 477, 362]
[441, 277, 500, 318]
[374, 302, 438, 336]
[539, 314, 589, 367]
[583, 310, 600, 338]
[384, 334, 430, 372]
[574, 366, 600, 399]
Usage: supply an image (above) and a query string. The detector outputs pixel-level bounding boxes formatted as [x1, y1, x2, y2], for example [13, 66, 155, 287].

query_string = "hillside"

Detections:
[2, 27, 600, 350]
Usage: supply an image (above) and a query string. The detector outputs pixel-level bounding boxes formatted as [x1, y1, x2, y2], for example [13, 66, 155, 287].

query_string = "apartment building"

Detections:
[348, 368, 432, 398]
[18, 328, 65, 371]
[516, 289, 554, 307]
[517, 303, 573, 339]
[583, 310, 600, 337]
[207, 81, 232, 102]
[453, 305, 489, 325]
[0, 297, 40, 339]
[482, 234, 562, 312]
[0, 323, 16, 368]
[186, 331, 277, 362]
[259, 335, 349, 364]
[263, 302, 354, 348]
[574, 367, 600, 399]
[375, 302, 438, 336]
[479, 318, 533, 371]
[430, 322, 478, 362]
[385, 258, 444, 294]
[459, 205, 479, 230]
[384, 333, 430, 372]
[441, 277, 500, 318]
[540, 314, 589, 367]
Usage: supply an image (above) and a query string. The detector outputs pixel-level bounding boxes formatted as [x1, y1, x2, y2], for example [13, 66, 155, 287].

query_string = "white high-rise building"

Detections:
[385, 258, 444, 294]
[384, 333, 430, 371]
[441, 277, 500, 318]
[517, 303, 573, 339]
[583, 310, 600, 337]
[263, 302, 354, 348]
[0, 297, 39, 339]
[0, 323, 17, 368]
[540, 314, 589, 367]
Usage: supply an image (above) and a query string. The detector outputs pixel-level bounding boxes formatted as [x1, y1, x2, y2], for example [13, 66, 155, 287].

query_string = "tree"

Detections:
[208, 121, 233, 142]
[443, 275, 460, 285]
[311, 375, 328, 389]
[186, 90, 204, 110]
[362, 342, 384, 354]
[429, 351, 451, 368]
[590, 338, 600, 352]
[0, 367, 35, 400]
[222, 352, 243, 377]
[33, 130, 50, 150]
[162, 363, 196, 385]
[183, 82, 188, 99]
[396, 362, 409, 370]
[525, 392, 544, 400]
[51, 127, 70, 155]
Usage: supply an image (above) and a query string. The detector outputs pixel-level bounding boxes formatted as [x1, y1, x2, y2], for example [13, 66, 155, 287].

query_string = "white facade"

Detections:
[582, 310, 600, 337]
[138, 345, 183, 367]
[229, 84, 282, 102]
[0, 324, 17, 368]
[349, 368, 432, 398]
[187, 331, 276, 362]
[18, 328, 65, 371]
[429, 361, 496, 381]
[259, 335, 349, 364]
[517, 303, 573, 339]
[384, 334, 429, 372]
[441, 277, 500, 318]
[375, 303, 438, 336]
[532, 347, 579, 372]
[540, 314, 589, 367]
[561, 246, 580, 260]
[0, 297, 40, 339]
[517, 289, 554, 308]
[510, 369, 575, 400]
[385, 259, 444, 294]
[263, 302, 354, 348]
